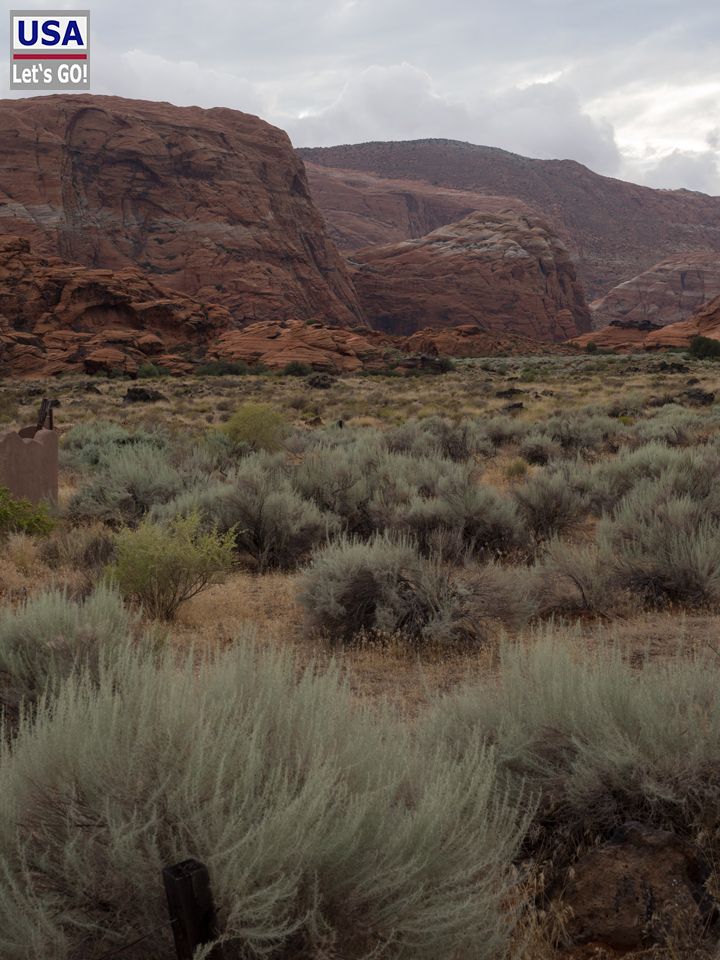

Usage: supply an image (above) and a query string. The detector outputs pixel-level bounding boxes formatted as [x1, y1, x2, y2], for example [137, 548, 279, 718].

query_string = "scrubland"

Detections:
[2, 352, 720, 959]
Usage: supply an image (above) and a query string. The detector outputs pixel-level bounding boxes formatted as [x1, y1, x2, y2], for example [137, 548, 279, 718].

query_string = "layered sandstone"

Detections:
[0, 235, 228, 376]
[350, 211, 591, 340]
[300, 140, 720, 300]
[403, 324, 577, 357]
[590, 255, 720, 330]
[573, 296, 720, 352]
[647, 294, 720, 348]
[209, 319, 396, 373]
[304, 162, 537, 251]
[0, 95, 363, 325]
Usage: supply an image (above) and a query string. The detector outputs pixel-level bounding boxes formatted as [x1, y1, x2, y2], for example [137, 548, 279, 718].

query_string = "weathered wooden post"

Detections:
[163, 859, 225, 959]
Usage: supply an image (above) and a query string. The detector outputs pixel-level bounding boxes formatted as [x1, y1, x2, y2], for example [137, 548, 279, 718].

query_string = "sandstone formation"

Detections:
[304, 162, 537, 251]
[647, 294, 720, 348]
[590, 254, 720, 330]
[402, 324, 578, 357]
[209, 319, 396, 373]
[300, 140, 720, 300]
[0, 235, 227, 376]
[350, 211, 591, 339]
[573, 294, 720, 352]
[0, 95, 363, 326]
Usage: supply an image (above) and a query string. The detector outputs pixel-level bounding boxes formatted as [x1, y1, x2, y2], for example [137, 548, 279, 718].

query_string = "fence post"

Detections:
[163, 859, 225, 959]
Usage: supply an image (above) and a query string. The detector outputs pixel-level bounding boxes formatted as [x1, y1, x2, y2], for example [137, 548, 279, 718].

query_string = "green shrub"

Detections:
[504, 457, 528, 480]
[40, 522, 116, 574]
[398, 481, 527, 561]
[631, 405, 703, 446]
[61, 421, 164, 469]
[298, 535, 472, 645]
[196, 359, 252, 376]
[483, 416, 528, 447]
[68, 444, 184, 525]
[136, 362, 171, 378]
[0, 641, 524, 960]
[0, 584, 135, 712]
[386, 416, 491, 461]
[0, 487, 54, 539]
[108, 513, 235, 620]
[423, 632, 720, 873]
[584, 340, 598, 354]
[281, 360, 313, 376]
[534, 540, 623, 618]
[689, 335, 720, 360]
[599, 490, 720, 608]
[518, 433, 561, 466]
[512, 470, 589, 541]
[463, 563, 540, 629]
[587, 442, 679, 511]
[293, 440, 381, 536]
[223, 403, 286, 452]
[159, 458, 336, 572]
[542, 411, 618, 453]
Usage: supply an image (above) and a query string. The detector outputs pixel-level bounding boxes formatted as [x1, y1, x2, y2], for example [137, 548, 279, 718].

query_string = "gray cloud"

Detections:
[2, 0, 719, 192]
[286, 64, 622, 175]
[643, 150, 720, 194]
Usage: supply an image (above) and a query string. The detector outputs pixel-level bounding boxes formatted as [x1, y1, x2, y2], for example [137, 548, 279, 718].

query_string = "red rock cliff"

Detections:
[0, 95, 364, 326]
[350, 210, 590, 340]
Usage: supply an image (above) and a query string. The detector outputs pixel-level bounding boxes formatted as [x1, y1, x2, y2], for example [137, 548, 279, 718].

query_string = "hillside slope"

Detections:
[299, 140, 720, 299]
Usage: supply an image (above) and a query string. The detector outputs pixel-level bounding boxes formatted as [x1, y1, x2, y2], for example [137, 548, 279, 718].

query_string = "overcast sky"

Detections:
[5, 0, 720, 194]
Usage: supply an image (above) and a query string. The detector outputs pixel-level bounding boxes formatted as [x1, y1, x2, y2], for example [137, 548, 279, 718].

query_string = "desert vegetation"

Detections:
[2, 351, 720, 958]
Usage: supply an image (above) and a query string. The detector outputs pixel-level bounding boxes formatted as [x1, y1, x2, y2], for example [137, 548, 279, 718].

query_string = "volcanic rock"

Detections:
[304, 372, 335, 389]
[0, 95, 363, 326]
[300, 140, 720, 300]
[123, 386, 167, 404]
[351, 211, 591, 339]
[557, 822, 710, 951]
[208, 319, 396, 373]
[590, 254, 720, 330]
[0, 235, 228, 376]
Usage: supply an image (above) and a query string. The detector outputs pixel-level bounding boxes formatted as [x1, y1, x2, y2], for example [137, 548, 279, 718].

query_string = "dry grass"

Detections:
[6, 354, 720, 958]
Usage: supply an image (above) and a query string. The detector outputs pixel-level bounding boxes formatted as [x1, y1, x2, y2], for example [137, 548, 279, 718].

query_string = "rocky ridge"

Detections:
[590, 254, 720, 330]
[300, 140, 720, 300]
[350, 210, 590, 340]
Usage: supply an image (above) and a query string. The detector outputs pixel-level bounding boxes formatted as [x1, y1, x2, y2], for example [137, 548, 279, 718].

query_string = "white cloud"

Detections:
[287, 63, 621, 175]
[2, 0, 719, 192]
[642, 149, 720, 194]
[92, 47, 267, 114]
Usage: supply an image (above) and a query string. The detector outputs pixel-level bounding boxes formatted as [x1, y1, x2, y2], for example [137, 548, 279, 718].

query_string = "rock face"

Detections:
[647, 294, 720, 348]
[209, 319, 396, 373]
[591, 255, 720, 330]
[0, 95, 363, 326]
[305, 162, 537, 251]
[402, 324, 578, 357]
[299, 140, 720, 300]
[573, 294, 720, 352]
[557, 823, 710, 951]
[0, 235, 228, 376]
[350, 210, 591, 339]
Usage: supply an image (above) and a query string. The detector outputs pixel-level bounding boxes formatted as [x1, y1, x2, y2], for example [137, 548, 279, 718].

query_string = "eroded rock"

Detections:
[351, 211, 591, 340]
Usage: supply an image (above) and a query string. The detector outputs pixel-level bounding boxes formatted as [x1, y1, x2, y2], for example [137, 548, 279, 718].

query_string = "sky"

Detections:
[4, 0, 720, 194]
